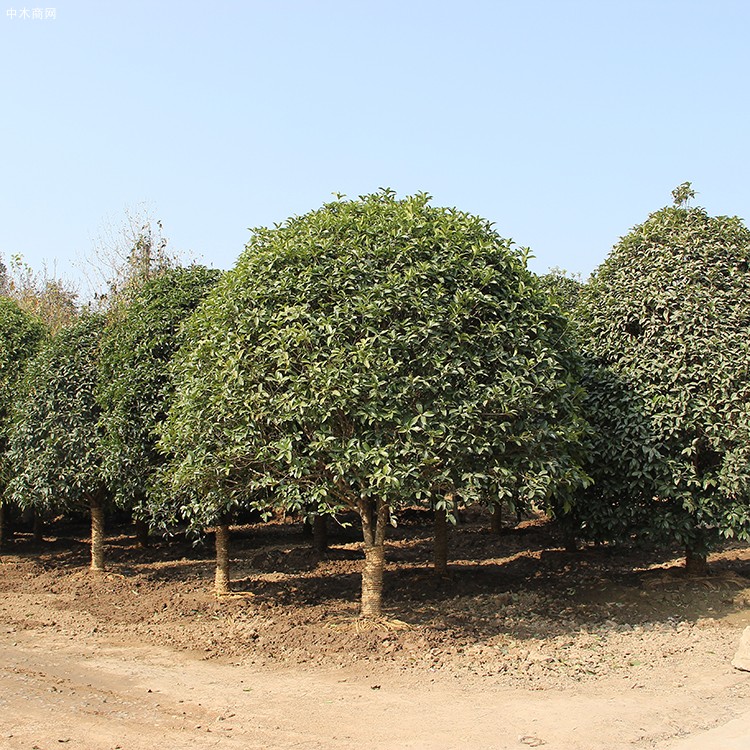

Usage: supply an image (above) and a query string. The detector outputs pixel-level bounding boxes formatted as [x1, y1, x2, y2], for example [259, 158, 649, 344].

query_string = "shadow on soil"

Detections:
[3, 510, 750, 645]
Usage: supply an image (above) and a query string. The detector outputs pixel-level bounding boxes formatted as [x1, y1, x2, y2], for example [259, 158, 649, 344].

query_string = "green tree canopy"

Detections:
[576, 187, 750, 569]
[159, 191, 589, 614]
[0, 298, 46, 530]
[97, 265, 220, 516]
[0, 297, 45, 436]
[537, 268, 583, 315]
[7, 313, 108, 568]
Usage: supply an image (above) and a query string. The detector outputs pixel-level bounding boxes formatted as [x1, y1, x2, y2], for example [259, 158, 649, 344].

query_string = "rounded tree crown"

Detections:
[576, 186, 750, 548]
[159, 191, 588, 528]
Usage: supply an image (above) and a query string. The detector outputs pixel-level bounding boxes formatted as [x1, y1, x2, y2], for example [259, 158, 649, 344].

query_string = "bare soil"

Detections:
[1, 510, 749, 749]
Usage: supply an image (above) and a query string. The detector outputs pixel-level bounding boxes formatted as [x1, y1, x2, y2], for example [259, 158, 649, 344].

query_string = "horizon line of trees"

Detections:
[2, 184, 749, 617]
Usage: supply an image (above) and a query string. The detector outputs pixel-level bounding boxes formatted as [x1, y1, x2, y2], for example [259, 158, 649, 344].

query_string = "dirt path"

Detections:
[1, 625, 748, 750]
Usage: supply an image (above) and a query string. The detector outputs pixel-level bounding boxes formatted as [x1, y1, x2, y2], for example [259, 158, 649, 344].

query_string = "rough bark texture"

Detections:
[490, 504, 503, 535]
[685, 546, 709, 576]
[214, 524, 231, 596]
[359, 496, 387, 618]
[361, 544, 385, 619]
[90, 496, 106, 572]
[434, 507, 448, 575]
[313, 515, 328, 554]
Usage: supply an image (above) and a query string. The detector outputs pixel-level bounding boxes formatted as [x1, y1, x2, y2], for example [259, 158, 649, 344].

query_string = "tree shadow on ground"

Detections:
[5, 514, 749, 647]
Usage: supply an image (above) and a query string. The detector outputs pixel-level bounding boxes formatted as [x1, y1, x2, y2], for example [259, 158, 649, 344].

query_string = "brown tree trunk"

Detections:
[362, 544, 385, 618]
[313, 514, 328, 554]
[434, 506, 448, 575]
[490, 503, 503, 534]
[214, 523, 231, 596]
[359, 496, 387, 618]
[685, 545, 709, 576]
[134, 518, 150, 548]
[90, 495, 106, 572]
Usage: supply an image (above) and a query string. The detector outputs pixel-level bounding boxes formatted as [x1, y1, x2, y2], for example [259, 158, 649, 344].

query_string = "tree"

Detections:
[81, 207, 185, 309]
[537, 267, 583, 315]
[7, 313, 109, 570]
[96, 265, 220, 543]
[0, 257, 8, 294]
[575, 184, 750, 571]
[0, 298, 45, 545]
[0, 253, 78, 333]
[159, 190, 590, 614]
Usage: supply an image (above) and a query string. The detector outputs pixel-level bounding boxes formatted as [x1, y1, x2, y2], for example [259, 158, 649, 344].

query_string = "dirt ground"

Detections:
[1, 509, 749, 750]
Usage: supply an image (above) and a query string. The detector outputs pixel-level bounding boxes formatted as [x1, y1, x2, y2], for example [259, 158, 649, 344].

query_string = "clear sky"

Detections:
[2, 0, 749, 290]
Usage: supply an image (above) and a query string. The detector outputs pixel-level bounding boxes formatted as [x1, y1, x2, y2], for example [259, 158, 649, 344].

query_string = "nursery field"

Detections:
[1, 511, 749, 750]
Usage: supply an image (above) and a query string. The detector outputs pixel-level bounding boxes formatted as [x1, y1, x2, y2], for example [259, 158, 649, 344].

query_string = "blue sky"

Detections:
[2, 0, 749, 291]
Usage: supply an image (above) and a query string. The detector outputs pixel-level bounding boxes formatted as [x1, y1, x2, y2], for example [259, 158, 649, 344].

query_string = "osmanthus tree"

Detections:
[537, 268, 583, 315]
[158, 190, 590, 615]
[499, 268, 586, 539]
[0, 298, 45, 545]
[575, 184, 750, 572]
[96, 265, 220, 545]
[7, 313, 110, 570]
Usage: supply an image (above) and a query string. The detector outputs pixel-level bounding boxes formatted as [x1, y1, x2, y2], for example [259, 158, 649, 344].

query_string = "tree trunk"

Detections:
[361, 543, 385, 618]
[33, 510, 44, 544]
[359, 496, 387, 618]
[434, 506, 448, 575]
[313, 514, 328, 554]
[302, 518, 313, 538]
[0, 502, 15, 547]
[563, 527, 578, 553]
[0, 503, 6, 549]
[685, 545, 709, 576]
[134, 518, 150, 548]
[215, 523, 231, 596]
[490, 503, 503, 534]
[90, 495, 106, 572]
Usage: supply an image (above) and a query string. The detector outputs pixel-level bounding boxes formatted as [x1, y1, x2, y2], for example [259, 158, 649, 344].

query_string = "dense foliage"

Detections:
[7, 313, 107, 517]
[537, 269, 582, 315]
[5, 185, 750, 596]
[97, 266, 220, 515]
[575, 186, 750, 565]
[159, 190, 590, 613]
[0, 298, 46, 519]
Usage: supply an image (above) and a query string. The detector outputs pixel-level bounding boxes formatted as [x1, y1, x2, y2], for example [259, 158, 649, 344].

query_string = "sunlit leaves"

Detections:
[159, 191, 589, 530]
[575, 189, 750, 552]
[0, 298, 45, 496]
[7, 313, 107, 512]
[96, 266, 220, 515]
